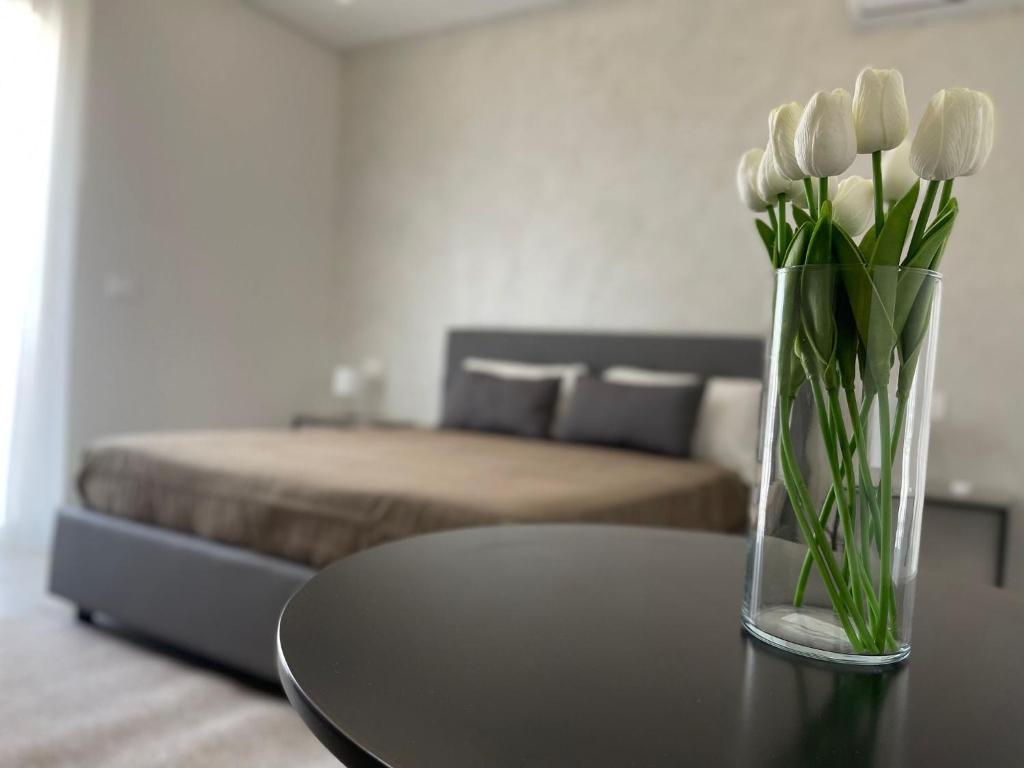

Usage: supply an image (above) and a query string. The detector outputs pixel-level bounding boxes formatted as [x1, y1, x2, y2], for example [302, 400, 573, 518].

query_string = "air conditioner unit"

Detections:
[848, 0, 1023, 26]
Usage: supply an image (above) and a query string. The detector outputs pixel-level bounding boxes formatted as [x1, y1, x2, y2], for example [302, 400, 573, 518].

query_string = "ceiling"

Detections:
[245, 0, 574, 51]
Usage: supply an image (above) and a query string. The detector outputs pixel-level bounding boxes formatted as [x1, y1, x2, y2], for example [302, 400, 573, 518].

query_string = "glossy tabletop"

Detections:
[277, 525, 1024, 767]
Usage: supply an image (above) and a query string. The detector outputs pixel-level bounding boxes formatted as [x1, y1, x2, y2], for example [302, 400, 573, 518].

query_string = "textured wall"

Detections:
[336, 0, 1024, 508]
[69, 0, 343, 466]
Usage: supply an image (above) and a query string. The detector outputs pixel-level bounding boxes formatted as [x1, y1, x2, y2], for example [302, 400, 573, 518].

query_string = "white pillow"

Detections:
[462, 357, 589, 432]
[691, 377, 763, 484]
[602, 366, 702, 388]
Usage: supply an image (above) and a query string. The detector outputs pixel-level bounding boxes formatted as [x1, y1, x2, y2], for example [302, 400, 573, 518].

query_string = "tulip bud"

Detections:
[795, 89, 857, 178]
[881, 139, 917, 203]
[736, 148, 769, 212]
[756, 143, 791, 204]
[787, 178, 808, 209]
[768, 102, 804, 181]
[852, 67, 910, 154]
[910, 88, 995, 180]
[832, 176, 874, 237]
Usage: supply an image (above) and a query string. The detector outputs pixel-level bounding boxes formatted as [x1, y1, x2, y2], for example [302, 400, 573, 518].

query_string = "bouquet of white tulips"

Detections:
[738, 68, 995, 659]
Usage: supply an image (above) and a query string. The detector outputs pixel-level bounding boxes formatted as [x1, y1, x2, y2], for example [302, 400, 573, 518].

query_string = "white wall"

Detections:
[63, 0, 1024, 582]
[68, 0, 343, 470]
[334, 0, 1024, 517]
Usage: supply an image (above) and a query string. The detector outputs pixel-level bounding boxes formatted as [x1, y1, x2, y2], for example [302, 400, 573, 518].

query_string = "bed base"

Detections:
[51, 330, 764, 682]
[49, 506, 314, 683]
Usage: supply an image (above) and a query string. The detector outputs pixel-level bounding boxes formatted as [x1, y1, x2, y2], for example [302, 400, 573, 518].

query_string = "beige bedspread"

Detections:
[78, 428, 749, 568]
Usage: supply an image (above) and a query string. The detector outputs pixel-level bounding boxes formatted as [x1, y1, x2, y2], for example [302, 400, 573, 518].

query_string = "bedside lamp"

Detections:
[330, 365, 357, 419]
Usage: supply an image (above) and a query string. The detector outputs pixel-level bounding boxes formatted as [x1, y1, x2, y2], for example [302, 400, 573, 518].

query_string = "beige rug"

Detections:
[0, 607, 338, 767]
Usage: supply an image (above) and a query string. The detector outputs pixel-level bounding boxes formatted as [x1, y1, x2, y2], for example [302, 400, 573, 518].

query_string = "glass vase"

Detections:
[742, 264, 942, 665]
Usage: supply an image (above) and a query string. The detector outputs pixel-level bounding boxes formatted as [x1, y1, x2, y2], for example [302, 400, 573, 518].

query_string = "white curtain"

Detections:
[0, 0, 88, 550]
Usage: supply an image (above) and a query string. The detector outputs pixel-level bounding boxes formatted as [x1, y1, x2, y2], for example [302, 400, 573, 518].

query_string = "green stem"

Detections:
[885, 394, 910, 634]
[846, 388, 882, 549]
[818, 177, 829, 208]
[808, 376, 878, 631]
[767, 205, 778, 232]
[909, 179, 940, 256]
[776, 194, 787, 263]
[871, 151, 884, 236]
[938, 179, 954, 214]
[779, 398, 870, 652]
[829, 392, 867, 607]
[787, 385, 898, 651]
[792, 486, 838, 608]
[875, 393, 895, 651]
[891, 395, 908, 463]
[793, 395, 872, 607]
[830, 392, 892, 654]
[803, 177, 817, 219]
[779, 449, 864, 650]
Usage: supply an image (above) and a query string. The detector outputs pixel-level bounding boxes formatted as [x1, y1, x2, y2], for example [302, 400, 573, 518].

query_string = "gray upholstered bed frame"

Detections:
[444, 328, 764, 386]
[50, 328, 764, 683]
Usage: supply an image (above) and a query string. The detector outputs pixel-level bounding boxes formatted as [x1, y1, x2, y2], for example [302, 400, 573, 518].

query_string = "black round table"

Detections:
[277, 526, 1024, 767]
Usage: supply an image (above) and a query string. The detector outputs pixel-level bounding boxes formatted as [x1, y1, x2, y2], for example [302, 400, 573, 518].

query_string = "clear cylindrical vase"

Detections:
[742, 264, 942, 665]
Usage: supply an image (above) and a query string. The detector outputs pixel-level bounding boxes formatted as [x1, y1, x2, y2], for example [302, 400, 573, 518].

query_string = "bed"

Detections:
[50, 329, 764, 682]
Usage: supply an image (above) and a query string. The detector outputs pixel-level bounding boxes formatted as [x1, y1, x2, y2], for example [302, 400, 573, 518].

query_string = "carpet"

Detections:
[0, 607, 338, 767]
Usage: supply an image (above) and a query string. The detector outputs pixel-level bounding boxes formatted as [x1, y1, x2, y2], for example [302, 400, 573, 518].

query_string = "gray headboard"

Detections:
[444, 328, 765, 385]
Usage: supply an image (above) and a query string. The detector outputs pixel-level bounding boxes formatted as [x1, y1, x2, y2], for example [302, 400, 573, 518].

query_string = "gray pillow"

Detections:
[557, 376, 704, 457]
[441, 371, 560, 439]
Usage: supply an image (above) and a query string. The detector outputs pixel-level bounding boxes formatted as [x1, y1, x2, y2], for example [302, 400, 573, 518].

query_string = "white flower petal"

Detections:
[757, 143, 791, 203]
[911, 88, 996, 180]
[853, 67, 909, 154]
[737, 147, 769, 212]
[796, 89, 858, 178]
[832, 176, 875, 237]
[769, 102, 804, 181]
[881, 140, 917, 202]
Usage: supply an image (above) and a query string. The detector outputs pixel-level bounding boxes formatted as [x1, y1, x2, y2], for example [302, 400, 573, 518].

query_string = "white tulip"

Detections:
[880, 139, 917, 203]
[795, 89, 857, 178]
[910, 88, 995, 180]
[832, 176, 875, 236]
[756, 143, 792, 204]
[787, 178, 808, 209]
[736, 148, 769, 212]
[769, 102, 804, 181]
[852, 67, 910, 154]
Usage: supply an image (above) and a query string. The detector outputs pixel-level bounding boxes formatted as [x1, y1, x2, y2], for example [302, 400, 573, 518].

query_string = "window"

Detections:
[0, 0, 61, 530]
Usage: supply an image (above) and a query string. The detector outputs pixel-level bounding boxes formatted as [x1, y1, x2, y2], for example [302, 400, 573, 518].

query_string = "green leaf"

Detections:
[833, 225, 871, 341]
[782, 222, 794, 259]
[799, 203, 837, 367]
[782, 338, 808, 399]
[894, 198, 957, 336]
[871, 180, 919, 268]
[832, 226, 897, 388]
[776, 271, 806, 398]
[806, 201, 833, 266]
[865, 266, 899, 387]
[792, 206, 811, 228]
[800, 265, 837, 369]
[859, 227, 877, 264]
[856, 342, 874, 393]
[755, 219, 775, 264]
[782, 222, 811, 268]
[897, 281, 937, 398]
[928, 237, 952, 274]
[903, 199, 957, 271]
[835, 285, 858, 390]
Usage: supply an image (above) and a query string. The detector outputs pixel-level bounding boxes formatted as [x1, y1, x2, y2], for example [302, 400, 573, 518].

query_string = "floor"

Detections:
[0, 551, 337, 768]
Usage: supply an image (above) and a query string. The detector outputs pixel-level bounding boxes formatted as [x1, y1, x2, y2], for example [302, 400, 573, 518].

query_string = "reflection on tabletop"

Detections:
[737, 637, 910, 767]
